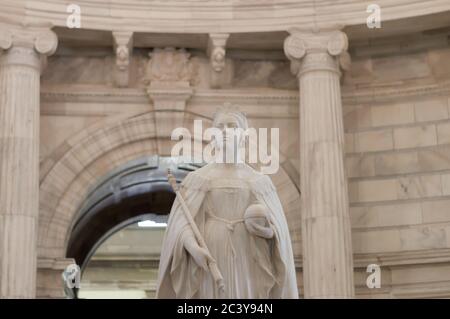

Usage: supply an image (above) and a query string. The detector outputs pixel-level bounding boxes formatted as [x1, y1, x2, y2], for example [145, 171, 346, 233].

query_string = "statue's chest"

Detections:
[206, 179, 254, 219]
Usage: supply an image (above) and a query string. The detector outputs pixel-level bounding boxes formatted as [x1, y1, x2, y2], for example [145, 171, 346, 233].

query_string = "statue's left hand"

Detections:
[244, 202, 274, 238]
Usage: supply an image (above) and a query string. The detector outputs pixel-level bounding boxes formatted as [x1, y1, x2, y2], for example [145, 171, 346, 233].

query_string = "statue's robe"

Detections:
[156, 167, 299, 298]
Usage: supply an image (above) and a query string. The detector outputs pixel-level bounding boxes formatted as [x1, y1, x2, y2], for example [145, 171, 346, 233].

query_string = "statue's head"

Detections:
[213, 103, 248, 130]
[212, 103, 248, 159]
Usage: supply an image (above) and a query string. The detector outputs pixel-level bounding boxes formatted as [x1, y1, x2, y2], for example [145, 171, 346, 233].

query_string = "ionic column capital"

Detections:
[0, 23, 58, 70]
[284, 29, 351, 77]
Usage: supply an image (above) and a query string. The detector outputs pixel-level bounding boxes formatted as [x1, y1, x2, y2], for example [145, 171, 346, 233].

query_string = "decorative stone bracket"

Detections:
[207, 33, 230, 88]
[207, 33, 229, 72]
[113, 31, 133, 87]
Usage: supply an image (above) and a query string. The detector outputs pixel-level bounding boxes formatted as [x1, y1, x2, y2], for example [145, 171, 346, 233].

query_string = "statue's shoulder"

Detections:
[181, 165, 212, 191]
[247, 169, 276, 195]
[187, 163, 216, 179]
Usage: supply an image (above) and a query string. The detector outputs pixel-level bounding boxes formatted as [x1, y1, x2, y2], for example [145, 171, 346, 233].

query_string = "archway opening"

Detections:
[77, 214, 168, 299]
[65, 156, 201, 298]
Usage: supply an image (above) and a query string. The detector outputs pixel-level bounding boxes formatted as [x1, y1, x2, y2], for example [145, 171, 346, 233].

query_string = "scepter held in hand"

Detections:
[167, 169, 225, 294]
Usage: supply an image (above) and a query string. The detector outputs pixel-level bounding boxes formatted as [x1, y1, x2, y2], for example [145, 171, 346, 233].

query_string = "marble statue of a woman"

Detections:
[156, 108, 298, 299]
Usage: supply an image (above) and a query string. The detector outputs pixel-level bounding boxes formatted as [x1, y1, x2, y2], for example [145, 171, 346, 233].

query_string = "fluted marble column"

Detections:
[0, 24, 57, 298]
[284, 29, 354, 298]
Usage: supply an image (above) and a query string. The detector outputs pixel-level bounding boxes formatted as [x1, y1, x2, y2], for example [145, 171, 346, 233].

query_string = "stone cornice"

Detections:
[37, 257, 75, 270]
[38, 248, 450, 270]
[40, 80, 450, 113]
[294, 248, 450, 269]
[2, 0, 450, 35]
[353, 248, 450, 268]
[342, 80, 450, 105]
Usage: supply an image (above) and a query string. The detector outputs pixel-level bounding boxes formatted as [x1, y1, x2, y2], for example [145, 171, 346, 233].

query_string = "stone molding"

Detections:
[39, 79, 450, 114]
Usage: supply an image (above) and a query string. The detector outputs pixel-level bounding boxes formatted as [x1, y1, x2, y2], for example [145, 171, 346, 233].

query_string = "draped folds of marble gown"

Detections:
[157, 164, 298, 298]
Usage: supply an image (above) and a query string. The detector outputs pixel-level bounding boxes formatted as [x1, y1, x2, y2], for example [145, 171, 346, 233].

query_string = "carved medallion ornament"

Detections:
[143, 47, 197, 85]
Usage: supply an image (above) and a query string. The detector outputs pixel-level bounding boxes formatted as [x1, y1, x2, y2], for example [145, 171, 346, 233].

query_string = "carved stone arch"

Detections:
[38, 110, 301, 264]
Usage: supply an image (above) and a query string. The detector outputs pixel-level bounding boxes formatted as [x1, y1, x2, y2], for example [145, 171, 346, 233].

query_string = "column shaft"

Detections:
[300, 65, 354, 298]
[0, 46, 41, 298]
[285, 30, 355, 298]
[0, 25, 57, 298]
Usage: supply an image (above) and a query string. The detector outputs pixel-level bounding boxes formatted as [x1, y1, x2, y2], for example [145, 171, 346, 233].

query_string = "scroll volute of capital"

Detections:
[283, 35, 306, 61]
[327, 31, 351, 71]
[0, 29, 13, 50]
[326, 31, 348, 57]
[34, 31, 58, 56]
[284, 31, 348, 59]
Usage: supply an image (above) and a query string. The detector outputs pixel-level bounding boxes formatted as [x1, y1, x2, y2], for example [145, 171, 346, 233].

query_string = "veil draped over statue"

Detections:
[156, 170, 299, 298]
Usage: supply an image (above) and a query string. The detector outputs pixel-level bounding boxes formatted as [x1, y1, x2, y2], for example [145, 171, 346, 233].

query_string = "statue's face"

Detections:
[214, 113, 244, 153]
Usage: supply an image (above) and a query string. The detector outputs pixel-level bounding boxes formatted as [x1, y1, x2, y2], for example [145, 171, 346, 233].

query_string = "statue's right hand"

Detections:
[184, 239, 212, 271]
